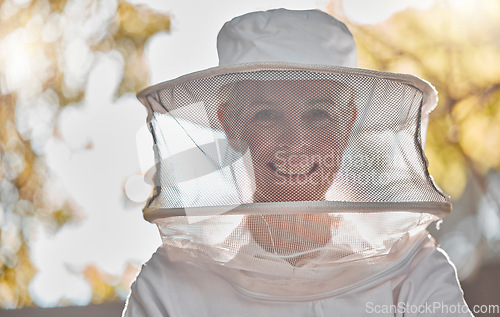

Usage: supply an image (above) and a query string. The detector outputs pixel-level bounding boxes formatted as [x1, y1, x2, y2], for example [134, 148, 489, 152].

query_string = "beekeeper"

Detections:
[123, 9, 473, 316]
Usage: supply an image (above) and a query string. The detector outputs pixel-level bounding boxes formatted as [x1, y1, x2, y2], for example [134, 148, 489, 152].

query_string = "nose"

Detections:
[277, 118, 310, 151]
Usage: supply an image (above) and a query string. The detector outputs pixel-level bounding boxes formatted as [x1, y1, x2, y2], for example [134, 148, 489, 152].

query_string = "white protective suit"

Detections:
[124, 233, 471, 316]
[123, 9, 473, 317]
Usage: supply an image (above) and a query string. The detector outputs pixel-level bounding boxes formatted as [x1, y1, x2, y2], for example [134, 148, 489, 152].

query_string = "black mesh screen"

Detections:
[140, 66, 449, 218]
[137, 65, 448, 296]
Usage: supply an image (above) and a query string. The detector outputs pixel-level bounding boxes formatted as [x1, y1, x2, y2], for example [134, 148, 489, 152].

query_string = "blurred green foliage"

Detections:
[347, 0, 500, 199]
[0, 0, 169, 308]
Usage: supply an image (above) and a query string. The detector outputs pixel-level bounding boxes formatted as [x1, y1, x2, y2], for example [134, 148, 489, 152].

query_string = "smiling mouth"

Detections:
[268, 162, 319, 177]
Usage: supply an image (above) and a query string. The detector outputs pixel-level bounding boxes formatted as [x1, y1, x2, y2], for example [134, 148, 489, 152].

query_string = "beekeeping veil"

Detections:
[137, 9, 450, 298]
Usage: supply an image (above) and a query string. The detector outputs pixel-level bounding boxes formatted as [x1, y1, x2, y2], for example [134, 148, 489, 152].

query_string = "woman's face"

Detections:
[220, 80, 355, 202]
[218, 80, 355, 262]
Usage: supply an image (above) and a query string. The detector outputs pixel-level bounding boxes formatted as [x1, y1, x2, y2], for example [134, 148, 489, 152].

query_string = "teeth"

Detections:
[275, 164, 314, 175]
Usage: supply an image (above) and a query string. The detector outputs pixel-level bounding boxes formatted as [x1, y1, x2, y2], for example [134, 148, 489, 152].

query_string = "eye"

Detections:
[252, 109, 281, 124]
[303, 109, 332, 122]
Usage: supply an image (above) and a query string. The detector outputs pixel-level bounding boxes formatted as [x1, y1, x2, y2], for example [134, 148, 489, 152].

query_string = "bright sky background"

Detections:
[28, 0, 435, 307]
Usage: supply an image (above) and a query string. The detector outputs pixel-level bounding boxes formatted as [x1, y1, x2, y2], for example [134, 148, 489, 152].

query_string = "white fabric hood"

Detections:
[136, 9, 450, 297]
